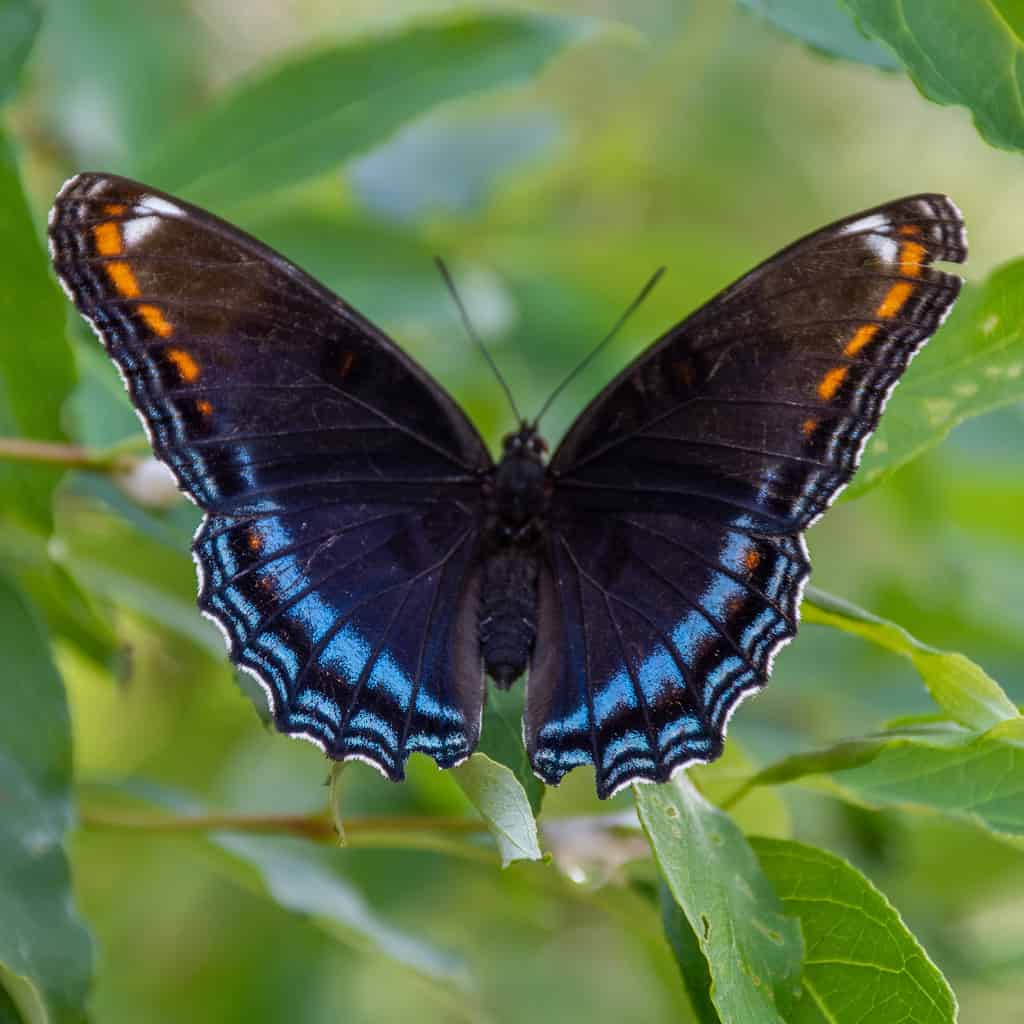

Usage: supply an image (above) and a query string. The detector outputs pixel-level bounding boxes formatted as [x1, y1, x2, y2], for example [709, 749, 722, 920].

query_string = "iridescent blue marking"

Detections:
[672, 613, 716, 660]
[658, 714, 701, 748]
[702, 655, 745, 708]
[601, 730, 652, 768]
[594, 670, 635, 721]
[321, 624, 373, 684]
[636, 646, 679, 701]
[348, 711, 398, 747]
[700, 572, 744, 620]
[198, 508, 468, 765]
[298, 689, 341, 724]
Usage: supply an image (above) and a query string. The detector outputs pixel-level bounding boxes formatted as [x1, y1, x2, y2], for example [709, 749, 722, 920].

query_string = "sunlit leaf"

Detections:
[853, 259, 1024, 495]
[754, 838, 957, 1023]
[737, 718, 1024, 837]
[737, 0, 898, 67]
[635, 774, 804, 1023]
[0, 573, 93, 1021]
[805, 587, 1019, 731]
[841, 0, 1024, 152]
[450, 753, 542, 867]
[141, 11, 593, 207]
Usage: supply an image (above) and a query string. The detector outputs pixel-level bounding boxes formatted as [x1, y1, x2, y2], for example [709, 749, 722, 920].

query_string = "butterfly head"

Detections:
[501, 424, 548, 461]
[491, 424, 549, 536]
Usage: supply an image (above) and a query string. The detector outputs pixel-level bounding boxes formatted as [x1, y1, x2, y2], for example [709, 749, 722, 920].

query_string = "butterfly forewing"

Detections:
[49, 173, 492, 776]
[530, 195, 966, 796]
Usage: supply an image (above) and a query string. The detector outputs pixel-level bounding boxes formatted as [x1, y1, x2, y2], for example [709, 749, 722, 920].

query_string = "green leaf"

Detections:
[0, 134, 76, 533]
[349, 107, 562, 222]
[737, 0, 898, 68]
[737, 718, 1024, 837]
[38, 0, 202, 171]
[841, 0, 1024, 152]
[853, 259, 1024, 495]
[449, 753, 542, 868]
[635, 775, 804, 1023]
[215, 833, 470, 991]
[476, 686, 544, 815]
[141, 11, 592, 207]
[52, 482, 216, 656]
[0, 573, 93, 1021]
[804, 586, 1019, 731]
[0, 0, 41, 104]
[753, 838, 957, 1023]
[658, 882, 720, 1024]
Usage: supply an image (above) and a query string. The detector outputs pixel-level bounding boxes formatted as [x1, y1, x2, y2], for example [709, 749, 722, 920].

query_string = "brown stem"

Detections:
[79, 808, 492, 840]
[0, 437, 136, 473]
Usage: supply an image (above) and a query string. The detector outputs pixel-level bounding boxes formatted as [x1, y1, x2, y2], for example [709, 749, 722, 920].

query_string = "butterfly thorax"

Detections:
[479, 425, 550, 689]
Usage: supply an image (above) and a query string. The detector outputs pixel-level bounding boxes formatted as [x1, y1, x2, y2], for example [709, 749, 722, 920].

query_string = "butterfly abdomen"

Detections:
[479, 547, 539, 689]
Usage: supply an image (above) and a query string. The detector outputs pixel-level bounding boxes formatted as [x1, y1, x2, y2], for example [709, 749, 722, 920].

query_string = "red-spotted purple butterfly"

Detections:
[49, 175, 965, 796]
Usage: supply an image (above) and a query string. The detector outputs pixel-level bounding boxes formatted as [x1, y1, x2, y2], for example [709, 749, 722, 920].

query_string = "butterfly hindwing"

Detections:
[530, 195, 966, 796]
[49, 173, 492, 776]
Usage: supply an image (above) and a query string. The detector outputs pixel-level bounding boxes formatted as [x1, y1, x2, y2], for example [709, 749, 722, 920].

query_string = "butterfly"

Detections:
[49, 175, 965, 798]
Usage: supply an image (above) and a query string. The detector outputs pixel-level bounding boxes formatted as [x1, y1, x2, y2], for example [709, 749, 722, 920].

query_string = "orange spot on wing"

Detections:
[898, 241, 926, 278]
[105, 261, 140, 297]
[817, 366, 848, 401]
[897, 224, 921, 237]
[93, 221, 122, 256]
[743, 549, 761, 573]
[876, 280, 914, 319]
[843, 323, 878, 358]
[103, 203, 127, 216]
[196, 399, 213, 416]
[802, 418, 818, 437]
[339, 351, 356, 380]
[137, 304, 173, 338]
[167, 348, 201, 383]
[246, 530, 263, 552]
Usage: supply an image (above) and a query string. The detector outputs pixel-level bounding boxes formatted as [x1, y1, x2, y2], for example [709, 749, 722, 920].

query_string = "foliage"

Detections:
[1, 1, 1022, 1021]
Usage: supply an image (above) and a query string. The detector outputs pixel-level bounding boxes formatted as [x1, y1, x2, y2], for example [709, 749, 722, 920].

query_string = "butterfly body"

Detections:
[49, 174, 966, 797]
[479, 425, 550, 687]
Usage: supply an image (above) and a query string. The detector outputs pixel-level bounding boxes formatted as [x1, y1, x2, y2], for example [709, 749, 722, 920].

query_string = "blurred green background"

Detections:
[3, 0, 1023, 1021]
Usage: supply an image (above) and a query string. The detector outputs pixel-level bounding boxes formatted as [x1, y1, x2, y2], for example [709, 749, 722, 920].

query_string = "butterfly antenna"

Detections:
[435, 258, 523, 425]
[533, 266, 666, 427]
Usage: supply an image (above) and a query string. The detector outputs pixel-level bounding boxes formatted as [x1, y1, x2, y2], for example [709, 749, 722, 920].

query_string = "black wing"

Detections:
[527, 195, 966, 797]
[49, 173, 492, 778]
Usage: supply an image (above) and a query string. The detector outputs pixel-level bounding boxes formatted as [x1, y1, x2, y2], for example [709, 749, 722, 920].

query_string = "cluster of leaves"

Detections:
[1, 1, 1023, 1021]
